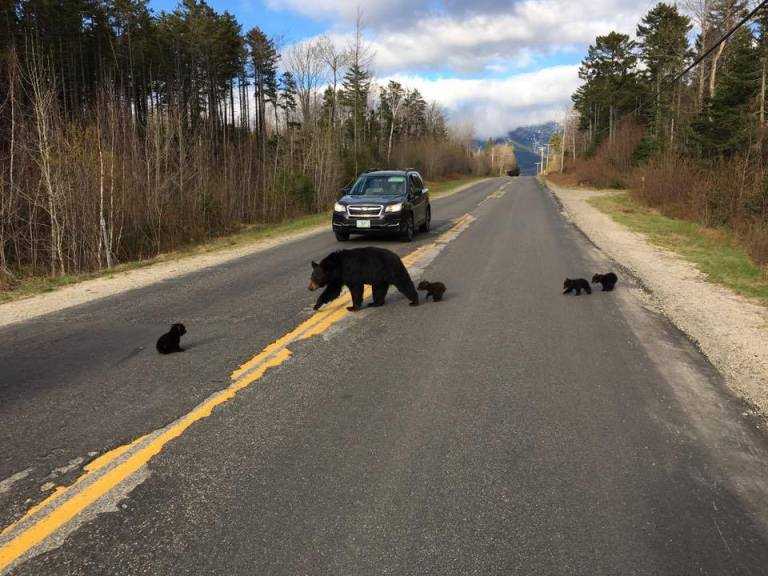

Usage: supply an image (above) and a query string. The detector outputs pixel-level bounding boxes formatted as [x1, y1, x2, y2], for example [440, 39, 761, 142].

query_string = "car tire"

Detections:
[335, 231, 350, 242]
[401, 215, 414, 242]
[419, 207, 431, 233]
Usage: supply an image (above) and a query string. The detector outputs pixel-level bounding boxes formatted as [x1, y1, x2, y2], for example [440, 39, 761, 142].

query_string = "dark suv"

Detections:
[331, 170, 431, 242]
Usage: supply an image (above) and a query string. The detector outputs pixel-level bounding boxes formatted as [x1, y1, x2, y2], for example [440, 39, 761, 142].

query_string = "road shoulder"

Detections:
[545, 178, 768, 419]
[0, 178, 490, 329]
[0, 224, 326, 330]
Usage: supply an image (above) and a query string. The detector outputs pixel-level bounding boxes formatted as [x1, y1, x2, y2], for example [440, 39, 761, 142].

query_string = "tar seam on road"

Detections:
[0, 212, 478, 575]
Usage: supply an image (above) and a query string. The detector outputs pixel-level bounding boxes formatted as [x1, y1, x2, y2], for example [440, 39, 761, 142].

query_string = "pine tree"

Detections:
[279, 71, 298, 127]
[403, 89, 427, 137]
[155, 0, 242, 131]
[757, 3, 768, 125]
[245, 26, 278, 153]
[572, 31, 643, 145]
[108, 0, 157, 126]
[339, 60, 371, 170]
[319, 86, 336, 127]
[636, 3, 691, 138]
[690, 27, 760, 158]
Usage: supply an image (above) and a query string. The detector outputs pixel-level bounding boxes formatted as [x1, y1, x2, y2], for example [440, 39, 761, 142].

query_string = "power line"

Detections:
[564, 0, 768, 147]
[670, 0, 768, 85]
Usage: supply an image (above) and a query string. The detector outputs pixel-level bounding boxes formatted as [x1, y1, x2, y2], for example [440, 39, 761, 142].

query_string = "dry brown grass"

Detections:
[635, 152, 768, 266]
[550, 119, 644, 190]
[557, 117, 768, 268]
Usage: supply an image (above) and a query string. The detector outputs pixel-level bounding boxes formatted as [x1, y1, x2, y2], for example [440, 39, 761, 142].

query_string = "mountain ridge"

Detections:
[475, 121, 560, 175]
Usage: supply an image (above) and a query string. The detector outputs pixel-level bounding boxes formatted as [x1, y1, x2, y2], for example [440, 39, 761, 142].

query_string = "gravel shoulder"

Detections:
[546, 179, 768, 417]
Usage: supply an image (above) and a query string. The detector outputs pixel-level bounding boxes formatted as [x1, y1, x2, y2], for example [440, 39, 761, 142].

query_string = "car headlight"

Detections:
[334, 202, 346, 213]
[385, 203, 403, 213]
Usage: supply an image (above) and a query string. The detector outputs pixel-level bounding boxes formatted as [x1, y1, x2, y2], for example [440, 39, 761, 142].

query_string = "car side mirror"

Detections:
[422, 187, 429, 194]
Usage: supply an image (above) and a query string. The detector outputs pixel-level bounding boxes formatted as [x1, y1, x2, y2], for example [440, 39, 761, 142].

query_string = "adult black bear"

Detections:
[418, 280, 446, 302]
[156, 323, 186, 354]
[309, 247, 419, 311]
[592, 272, 618, 291]
[563, 278, 592, 295]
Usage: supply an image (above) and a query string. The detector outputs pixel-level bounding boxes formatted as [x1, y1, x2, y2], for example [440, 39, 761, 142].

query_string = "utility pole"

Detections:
[546, 144, 551, 172]
[539, 146, 545, 174]
[608, 105, 614, 149]
[572, 117, 576, 161]
[560, 113, 567, 172]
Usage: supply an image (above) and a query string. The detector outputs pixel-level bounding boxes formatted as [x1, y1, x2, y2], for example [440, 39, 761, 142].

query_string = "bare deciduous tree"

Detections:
[285, 39, 326, 126]
[316, 35, 351, 126]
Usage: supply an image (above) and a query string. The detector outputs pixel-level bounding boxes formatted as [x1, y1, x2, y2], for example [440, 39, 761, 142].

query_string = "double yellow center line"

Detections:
[0, 213, 476, 573]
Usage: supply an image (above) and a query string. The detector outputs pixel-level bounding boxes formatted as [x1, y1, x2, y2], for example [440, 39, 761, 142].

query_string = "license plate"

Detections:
[356, 219, 371, 228]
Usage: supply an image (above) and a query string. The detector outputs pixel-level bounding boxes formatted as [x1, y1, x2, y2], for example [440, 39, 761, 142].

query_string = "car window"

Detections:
[410, 174, 422, 192]
[351, 175, 406, 196]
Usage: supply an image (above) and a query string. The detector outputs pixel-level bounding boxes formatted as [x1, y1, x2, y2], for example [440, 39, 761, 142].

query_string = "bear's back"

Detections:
[336, 247, 400, 267]
[329, 247, 406, 284]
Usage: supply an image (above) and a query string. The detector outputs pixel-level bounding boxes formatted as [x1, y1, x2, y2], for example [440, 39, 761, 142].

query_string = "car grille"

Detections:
[347, 205, 383, 217]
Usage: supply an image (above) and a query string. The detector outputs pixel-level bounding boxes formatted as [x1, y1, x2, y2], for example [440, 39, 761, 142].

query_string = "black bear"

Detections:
[563, 278, 592, 295]
[592, 272, 618, 291]
[418, 280, 446, 302]
[156, 323, 186, 354]
[309, 247, 419, 312]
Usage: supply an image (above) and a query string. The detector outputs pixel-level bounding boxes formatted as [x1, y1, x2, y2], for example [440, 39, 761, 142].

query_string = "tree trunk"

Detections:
[709, 39, 726, 99]
[608, 105, 614, 149]
[761, 58, 766, 127]
[696, 13, 710, 110]
[387, 109, 397, 164]
[697, 63, 707, 109]
[560, 116, 566, 172]
[97, 119, 113, 269]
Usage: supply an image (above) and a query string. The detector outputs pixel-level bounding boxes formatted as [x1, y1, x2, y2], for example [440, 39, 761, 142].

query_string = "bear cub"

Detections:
[157, 323, 186, 354]
[309, 247, 419, 312]
[418, 280, 446, 302]
[563, 278, 592, 295]
[592, 272, 618, 291]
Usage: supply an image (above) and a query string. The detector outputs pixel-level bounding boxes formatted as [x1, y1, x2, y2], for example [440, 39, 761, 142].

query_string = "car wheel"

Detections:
[419, 207, 431, 232]
[335, 230, 350, 242]
[401, 215, 414, 242]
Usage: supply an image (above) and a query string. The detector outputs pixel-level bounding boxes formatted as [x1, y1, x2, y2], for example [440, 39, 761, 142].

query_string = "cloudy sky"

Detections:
[149, 0, 655, 137]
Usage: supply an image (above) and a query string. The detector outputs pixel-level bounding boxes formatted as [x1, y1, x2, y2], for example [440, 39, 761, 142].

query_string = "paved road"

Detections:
[2, 177, 768, 574]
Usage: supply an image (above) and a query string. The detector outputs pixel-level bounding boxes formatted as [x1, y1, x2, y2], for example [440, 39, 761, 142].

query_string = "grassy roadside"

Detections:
[0, 176, 485, 305]
[588, 193, 768, 304]
[426, 175, 486, 198]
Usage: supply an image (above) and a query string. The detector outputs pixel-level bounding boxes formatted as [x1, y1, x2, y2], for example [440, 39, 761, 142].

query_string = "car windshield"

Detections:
[350, 175, 406, 197]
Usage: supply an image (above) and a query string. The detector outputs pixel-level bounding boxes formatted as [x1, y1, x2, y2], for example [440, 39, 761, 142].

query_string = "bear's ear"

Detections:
[311, 261, 318, 269]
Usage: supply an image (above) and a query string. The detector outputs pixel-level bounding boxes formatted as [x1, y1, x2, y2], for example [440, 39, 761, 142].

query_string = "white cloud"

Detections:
[381, 64, 580, 137]
[265, 0, 428, 22]
[271, 0, 648, 133]
[368, 1, 643, 73]
[270, 0, 646, 73]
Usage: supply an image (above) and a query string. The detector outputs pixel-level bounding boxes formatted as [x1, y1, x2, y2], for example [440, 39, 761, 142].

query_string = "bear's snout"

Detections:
[308, 280, 318, 291]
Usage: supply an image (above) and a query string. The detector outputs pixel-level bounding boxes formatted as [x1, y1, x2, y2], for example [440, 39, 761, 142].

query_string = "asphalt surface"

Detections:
[3, 177, 768, 574]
